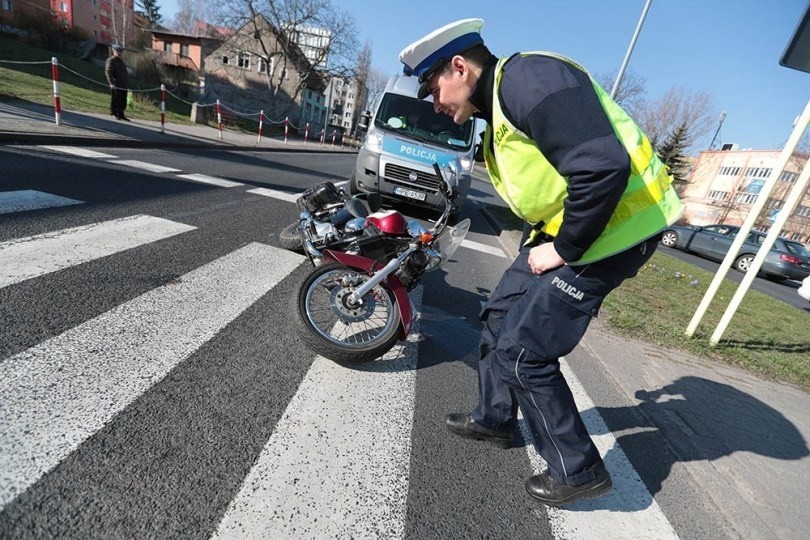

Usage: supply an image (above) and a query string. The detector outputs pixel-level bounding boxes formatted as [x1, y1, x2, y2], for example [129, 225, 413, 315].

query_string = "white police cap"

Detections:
[399, 18, 484, 99]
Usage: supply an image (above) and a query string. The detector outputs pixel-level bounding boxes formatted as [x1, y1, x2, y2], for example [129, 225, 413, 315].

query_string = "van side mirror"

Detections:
[474, 141, 485, 163]
[357, 110, 371, 132]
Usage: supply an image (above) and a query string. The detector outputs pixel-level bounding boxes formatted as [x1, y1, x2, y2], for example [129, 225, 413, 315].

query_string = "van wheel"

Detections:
[349, 172, 359, 195]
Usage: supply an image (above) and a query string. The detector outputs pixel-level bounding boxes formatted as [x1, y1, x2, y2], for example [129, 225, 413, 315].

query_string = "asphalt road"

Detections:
[1, 145, 800, 538]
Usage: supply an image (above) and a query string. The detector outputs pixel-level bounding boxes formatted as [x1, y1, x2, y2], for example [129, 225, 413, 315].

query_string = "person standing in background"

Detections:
[105, 44, 130, 121]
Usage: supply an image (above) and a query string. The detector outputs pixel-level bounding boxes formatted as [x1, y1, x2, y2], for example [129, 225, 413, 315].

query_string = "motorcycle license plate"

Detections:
[393, 186, 427, 201]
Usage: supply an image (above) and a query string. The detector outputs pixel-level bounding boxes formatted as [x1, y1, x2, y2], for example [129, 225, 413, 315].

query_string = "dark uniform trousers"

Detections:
[472, 234, 659, 486]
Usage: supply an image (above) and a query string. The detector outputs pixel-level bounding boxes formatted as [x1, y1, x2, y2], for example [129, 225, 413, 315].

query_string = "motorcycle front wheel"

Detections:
[293, 263, 402, 363]
[278, 221, 304, 251]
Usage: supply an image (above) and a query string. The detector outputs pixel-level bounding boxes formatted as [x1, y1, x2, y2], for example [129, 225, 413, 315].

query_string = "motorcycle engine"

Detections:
[398, 250, 430, 289]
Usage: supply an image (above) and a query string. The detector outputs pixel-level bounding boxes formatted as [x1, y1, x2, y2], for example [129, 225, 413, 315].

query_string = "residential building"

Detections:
[50, 0, 135, 45]
[1, 0, 51, 27]
[682, 147, 809, 243]
[202, 15, 326, 129]
[323, 76, 359, 135]
[150, 29, 221, 74]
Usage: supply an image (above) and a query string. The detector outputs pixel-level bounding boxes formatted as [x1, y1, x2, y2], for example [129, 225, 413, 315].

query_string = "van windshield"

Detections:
[374, 93, 474, 151]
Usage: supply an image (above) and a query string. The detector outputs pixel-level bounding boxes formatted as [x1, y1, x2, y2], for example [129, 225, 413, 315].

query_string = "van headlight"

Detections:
[365, 127, 383, 153]
[459, 156, 473, 172]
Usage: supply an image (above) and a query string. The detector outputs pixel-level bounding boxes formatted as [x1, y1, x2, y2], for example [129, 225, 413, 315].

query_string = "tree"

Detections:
[657, 121, 691, 191]
[595, 69, 646, 110]
[135, 0, 162, 27]
[362, 68, 388, 112]
[172, 0, 214, 34]
[630, 87, 715, 154]
[214, 0, 359, 103]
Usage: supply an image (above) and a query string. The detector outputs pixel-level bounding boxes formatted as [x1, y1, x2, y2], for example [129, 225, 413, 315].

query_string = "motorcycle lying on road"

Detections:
[292, 161, 471, 364]
[278, 180, 384, 263]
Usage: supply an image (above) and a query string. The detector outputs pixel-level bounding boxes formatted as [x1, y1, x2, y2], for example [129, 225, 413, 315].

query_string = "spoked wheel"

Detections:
[735, 254, 755, 273]
[293, 263, 402, 363]
[661, 230, 678, 247]
[278, 221, 303, 251]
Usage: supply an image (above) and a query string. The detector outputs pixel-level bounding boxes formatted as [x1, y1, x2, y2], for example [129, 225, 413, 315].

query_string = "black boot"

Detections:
[525, 467, 612, 506]
[444, 413, 513, 448]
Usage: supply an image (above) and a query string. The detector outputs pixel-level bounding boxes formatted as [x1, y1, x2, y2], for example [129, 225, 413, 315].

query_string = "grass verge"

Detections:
[0, 34, 281, 135]
[486, 204, 809, 390]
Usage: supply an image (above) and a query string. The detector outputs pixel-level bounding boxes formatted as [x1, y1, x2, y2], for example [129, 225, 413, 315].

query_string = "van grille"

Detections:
[384, 163, 439, 194]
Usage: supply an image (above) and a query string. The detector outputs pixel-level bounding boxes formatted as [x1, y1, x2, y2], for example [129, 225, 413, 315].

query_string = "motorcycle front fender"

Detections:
[321, 249, 414, 339]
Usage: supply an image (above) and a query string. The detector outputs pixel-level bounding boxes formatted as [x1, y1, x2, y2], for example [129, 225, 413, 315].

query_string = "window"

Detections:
[180, 43, 189, 57]
[707, 190, 729, 201]
[797, 206, 810, 218]
[258, 57, 273, 74]
[164, 41, 173, 53]
[734, 193, 758, 205]
[780, 171, 798, 183]
[222, 56, 229, 65]
[765, 198, 784, 210]
[237, 51, 251, 70]
[60, 2, 67, 11]
[2, 0, 11, 10]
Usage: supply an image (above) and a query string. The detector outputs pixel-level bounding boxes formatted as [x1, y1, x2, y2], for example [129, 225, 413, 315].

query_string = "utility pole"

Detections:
[611, 0, 652, 100]
[708, 111, 727, 150]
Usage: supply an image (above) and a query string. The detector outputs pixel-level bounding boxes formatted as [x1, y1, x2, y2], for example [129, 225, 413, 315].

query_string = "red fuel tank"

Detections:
[366, 210, 410, 235]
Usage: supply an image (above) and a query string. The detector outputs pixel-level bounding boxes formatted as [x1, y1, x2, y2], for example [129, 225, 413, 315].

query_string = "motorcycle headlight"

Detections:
[365, 127, 383, 153]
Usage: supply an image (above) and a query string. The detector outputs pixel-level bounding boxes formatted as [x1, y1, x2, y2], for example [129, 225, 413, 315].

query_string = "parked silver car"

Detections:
[660, 224, 810, 281]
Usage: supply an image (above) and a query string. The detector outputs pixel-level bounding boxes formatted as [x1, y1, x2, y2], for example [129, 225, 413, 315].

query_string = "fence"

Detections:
[0, 55, 362, 149]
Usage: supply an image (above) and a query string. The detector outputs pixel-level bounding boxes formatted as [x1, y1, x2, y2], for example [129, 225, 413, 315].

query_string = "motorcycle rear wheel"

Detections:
[279, 221, 304, 251]
[294, 263, 402, 363]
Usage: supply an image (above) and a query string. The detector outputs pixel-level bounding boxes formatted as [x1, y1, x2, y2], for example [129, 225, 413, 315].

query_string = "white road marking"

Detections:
[246, 187, 301, 203]
[521, 359, 678, 539]
[0, 243, 305, 511]
[176, 173, 244, 188]
[213, 290, 422, 539]
[0, 214, 195, 289]
[460, 238, 507, 258]
[41, 146, 117, 159]
[108, 160, 182, 173]
[0, 190, 83, 215]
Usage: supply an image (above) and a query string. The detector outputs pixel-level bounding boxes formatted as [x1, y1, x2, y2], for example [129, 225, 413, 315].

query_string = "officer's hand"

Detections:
[110, 84, 115, 89]
[528, 243, 564, 275]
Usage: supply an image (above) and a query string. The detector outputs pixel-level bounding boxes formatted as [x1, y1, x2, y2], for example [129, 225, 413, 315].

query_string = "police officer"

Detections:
[399, 19, 683, 506]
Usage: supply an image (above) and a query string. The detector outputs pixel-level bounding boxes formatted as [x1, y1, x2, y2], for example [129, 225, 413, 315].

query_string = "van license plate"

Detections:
[393, 187, 427, 201]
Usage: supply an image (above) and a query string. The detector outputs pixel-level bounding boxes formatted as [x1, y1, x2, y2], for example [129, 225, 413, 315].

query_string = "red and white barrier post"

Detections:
[51, 57, 61, 126]
[341, 133, 345, 148]
[304, 122, 309, 145]
[284, 116, 289, 145]
[159, 84, 166, 134]
[257, 110, 264, 143]
[331, 130, 336, 147]
[319, 129, 325, 146]
[216, 99, 223, 139]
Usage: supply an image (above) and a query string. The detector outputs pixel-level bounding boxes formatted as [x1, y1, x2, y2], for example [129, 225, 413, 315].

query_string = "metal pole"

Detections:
[685, 98, 810, 338]
[611, 0, 652, 99]
[710, 152, 810, 345]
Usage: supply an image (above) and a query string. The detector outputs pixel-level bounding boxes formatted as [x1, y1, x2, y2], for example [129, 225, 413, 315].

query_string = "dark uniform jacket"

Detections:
[105, 56, 128, 89]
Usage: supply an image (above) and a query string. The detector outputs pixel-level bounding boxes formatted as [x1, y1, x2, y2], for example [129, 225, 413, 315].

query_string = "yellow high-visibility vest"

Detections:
[484, 52, 684, 264]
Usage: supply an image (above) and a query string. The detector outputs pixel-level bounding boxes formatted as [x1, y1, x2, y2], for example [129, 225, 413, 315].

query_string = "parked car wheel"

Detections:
[349, 171, 360, 195]
[661, 230, 678, 248]
[735, 254, 755, 273]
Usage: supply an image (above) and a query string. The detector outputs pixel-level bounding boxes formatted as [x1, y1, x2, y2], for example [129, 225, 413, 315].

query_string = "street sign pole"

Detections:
[685, 99, 810, 339]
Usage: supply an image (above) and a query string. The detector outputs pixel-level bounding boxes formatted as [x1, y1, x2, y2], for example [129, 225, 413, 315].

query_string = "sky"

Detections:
[157, 0, 809, 154]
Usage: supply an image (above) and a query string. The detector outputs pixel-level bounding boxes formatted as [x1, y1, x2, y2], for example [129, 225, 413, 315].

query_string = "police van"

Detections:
[351, 74, 476, 218]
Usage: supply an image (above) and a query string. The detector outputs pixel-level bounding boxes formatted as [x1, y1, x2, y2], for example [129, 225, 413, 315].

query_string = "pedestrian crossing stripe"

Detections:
[214, 288, 422, 538]
[41, 146, 117, 159]
[109, 160, 182, 174]
[0, 214, 196, 289]
[246, 187, 301, 203]
[0, 242, 305, 511]
[0, 190, 83, 215]
[176, 173, 243, 188]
